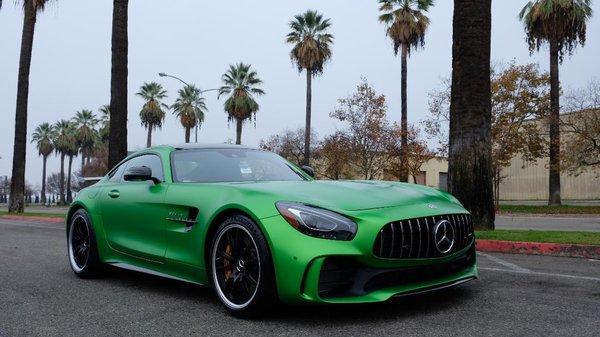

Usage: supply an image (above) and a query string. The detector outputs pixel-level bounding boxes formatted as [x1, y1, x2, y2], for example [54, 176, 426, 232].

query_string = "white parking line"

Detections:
[478, 252, 531, 272]
[480, 267, 600, 282]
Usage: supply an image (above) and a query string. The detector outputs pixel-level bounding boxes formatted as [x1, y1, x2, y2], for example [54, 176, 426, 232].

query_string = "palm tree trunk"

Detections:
[548, 38, 561, 206]
[448, 0, 495, 230]
[66, 155, 73, 204]
[146, 127, 152, 148]
[185, 127, 190, 143]
[399, 44, 409, 182]
[235, 118, 243, 145]
[303, 69, 313, 165]
[8, 1, 37, 213]
[81, 153, 85, 174]
[41, 155, 47, 204]
[59, 153, 65, 205]
[108, 0, 129, 170]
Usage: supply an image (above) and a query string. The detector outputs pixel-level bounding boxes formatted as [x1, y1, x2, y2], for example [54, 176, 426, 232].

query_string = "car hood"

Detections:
[226, 180, 458, 212]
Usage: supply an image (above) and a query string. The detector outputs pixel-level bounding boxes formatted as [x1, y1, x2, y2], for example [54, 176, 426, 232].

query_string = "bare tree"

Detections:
[388, 125, 435, 182]
[426, 63, 550, 207]
[259, 128, 317, 166]
[330, 79, 394, 180]
[315, 131, 352, 180]
[562, 79, 600, 174]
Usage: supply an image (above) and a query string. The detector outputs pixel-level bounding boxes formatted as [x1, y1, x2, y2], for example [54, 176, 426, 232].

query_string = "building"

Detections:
[412, 110, 600, 200]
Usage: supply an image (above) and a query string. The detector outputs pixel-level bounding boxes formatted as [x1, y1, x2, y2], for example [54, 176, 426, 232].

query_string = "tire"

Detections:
[210, 215, 278, 318]
[67, 208, 103, 278]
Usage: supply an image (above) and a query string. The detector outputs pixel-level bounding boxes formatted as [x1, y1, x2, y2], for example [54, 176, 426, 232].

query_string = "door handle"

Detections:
[108, 190, 120, 198]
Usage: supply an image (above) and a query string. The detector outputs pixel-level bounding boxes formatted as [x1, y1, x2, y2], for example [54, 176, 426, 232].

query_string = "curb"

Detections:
[1, 215, 64, 224]
[476, 239, 600, 259]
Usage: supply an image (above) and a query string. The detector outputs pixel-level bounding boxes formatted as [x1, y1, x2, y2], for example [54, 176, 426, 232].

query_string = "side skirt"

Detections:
[109, 262, 205, 286]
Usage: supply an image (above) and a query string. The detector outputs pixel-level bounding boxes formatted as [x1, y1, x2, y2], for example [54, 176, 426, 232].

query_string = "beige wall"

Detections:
[412, 156, 599, 200]
[499, 156, 600, 200]
[416, 157, 448, 190]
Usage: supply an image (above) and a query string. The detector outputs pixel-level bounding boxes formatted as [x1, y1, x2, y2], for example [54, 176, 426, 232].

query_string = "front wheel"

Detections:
[67, 209, 103, 278]
[210, 215, 278, 318]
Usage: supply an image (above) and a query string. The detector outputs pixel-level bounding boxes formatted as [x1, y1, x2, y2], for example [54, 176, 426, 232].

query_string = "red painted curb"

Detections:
[476, 239, 600, 259]
[1, 215, 64, 224]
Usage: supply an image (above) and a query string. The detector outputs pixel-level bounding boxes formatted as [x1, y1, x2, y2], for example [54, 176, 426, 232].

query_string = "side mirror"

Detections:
[123, 166, 160, 184]
[300, 165, 315, 178]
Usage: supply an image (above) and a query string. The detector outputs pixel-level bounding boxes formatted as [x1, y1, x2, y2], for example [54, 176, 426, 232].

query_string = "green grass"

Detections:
[476, 230, 600, 245]
[499, 205, 600, 215]
[0, 211, 65, 218]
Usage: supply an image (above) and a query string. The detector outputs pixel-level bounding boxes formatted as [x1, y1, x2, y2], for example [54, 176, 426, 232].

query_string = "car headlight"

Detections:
[275, 202, 357, 241]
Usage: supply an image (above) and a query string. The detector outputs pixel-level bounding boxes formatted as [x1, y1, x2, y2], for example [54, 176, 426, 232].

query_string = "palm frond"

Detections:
[219, 63, 265, 123]
[519, 0, 593, 60]
[285, 10, 334, 75]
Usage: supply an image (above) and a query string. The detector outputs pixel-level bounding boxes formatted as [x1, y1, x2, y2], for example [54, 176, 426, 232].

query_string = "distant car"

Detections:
[66, 144, 477, 317]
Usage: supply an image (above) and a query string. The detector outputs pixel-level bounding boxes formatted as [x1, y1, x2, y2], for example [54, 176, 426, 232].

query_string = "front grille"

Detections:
[373, 214, 474, 259]
[319, 244, 476, 298]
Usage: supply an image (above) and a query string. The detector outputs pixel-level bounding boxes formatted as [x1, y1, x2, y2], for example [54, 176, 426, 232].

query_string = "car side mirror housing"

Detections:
[300, 165, 315, 178]
[123, 166, 160, 184]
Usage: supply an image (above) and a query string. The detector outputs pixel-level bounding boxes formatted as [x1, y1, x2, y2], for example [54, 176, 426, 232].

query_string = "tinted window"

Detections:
[171, 149, 305, 183]
[108, 163, 127, 182]
[124, 154, 164, 182]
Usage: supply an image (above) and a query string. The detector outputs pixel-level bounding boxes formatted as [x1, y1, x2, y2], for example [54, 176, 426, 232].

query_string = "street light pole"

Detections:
[158, 72, 219, 143]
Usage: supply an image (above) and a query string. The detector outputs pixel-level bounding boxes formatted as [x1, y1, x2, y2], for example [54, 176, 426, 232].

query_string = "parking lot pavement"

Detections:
[496, 214, 600, 231]
[1, 218, 599, 337]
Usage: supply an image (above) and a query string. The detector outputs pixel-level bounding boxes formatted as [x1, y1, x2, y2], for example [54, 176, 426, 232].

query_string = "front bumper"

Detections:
[259, 207, 478, 304]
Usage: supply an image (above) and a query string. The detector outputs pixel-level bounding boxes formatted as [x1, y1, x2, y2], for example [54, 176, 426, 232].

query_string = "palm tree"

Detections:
[108, 0, 129, 170]
[519, 0, 593, 206]
[286, 10, 333, 165]
[218, 63, 265, 145]
[8, 0, 51, 213]
[137, 82, 167, 147]
[171, 85, 207, 143]
[53, 120, 76, 205]
[31, 123, 55, 204]
[98, 104, 110, 144]
[72, 109, 99, 172]
[65, 130, 79, 204]
[378, 0, 433, 182]
[448, 0, 494, 230]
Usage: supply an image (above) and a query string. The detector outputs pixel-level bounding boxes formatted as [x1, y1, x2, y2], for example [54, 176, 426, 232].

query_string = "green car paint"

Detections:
[68, 144, 477, 304]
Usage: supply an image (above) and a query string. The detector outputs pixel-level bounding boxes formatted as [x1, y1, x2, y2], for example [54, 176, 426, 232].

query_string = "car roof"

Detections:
[153, 143, 258, 151]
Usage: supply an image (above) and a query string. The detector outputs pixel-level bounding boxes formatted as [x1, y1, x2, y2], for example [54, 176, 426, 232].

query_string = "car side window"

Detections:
[124, 154, 164, 182]
[108, 162, 128, 182]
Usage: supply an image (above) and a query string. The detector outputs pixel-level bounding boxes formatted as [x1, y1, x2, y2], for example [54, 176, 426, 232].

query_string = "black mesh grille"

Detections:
[318, 244, 476, 298]
[373, 214, 474, 259]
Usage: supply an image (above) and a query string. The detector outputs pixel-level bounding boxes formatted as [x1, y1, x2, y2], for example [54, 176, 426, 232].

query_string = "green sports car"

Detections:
[67, 144, 477, 317]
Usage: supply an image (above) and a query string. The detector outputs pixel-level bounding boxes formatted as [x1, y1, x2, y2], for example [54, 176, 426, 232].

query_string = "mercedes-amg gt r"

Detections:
[66, 144, 477, 317]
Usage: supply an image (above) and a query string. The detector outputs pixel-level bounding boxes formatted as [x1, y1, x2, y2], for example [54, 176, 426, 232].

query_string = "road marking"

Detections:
[0, 221, 63, 230]
[478, 252, 531, 272]
[480, 267, 600, 282]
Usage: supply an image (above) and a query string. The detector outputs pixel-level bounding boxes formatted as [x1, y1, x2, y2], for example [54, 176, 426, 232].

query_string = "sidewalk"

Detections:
[496, 214, 600, 232]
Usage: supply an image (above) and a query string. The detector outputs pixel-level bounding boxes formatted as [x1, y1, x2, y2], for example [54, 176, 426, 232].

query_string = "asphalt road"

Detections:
[496, 215, 600, 231]
[1, 218, 599, 337]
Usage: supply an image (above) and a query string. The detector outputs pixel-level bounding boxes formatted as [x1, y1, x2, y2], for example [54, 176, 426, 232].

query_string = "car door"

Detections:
[99, 154, 169, 262]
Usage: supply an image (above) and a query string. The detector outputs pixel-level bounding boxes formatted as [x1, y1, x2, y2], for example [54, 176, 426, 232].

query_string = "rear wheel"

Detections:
[68, 209, 102, 278]
[210, 215, 278, 318]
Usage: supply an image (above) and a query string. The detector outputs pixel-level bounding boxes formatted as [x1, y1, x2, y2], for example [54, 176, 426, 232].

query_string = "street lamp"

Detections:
[158, 72, 219, 143]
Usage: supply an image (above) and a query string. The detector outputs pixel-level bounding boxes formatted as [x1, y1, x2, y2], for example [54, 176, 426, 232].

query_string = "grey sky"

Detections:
[1, 0, 599, 187]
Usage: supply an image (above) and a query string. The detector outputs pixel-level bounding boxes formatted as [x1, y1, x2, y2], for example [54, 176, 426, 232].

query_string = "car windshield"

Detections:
[171, 148, 307, 183]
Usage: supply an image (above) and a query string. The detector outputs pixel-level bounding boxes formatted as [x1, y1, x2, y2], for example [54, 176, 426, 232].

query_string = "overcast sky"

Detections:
[1, 0, 599, 187]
